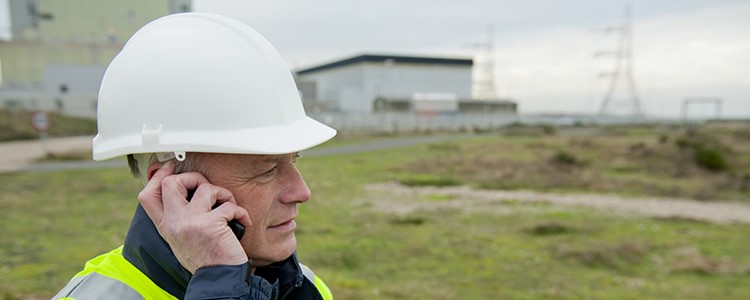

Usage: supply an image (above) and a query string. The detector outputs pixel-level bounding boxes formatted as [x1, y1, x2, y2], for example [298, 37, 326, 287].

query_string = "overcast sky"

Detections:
[193, 0, 749, 118]
[1, 0, 747, 117]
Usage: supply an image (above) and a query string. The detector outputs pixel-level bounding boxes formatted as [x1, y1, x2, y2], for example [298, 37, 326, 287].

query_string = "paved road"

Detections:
[2, 134, 479, 173]
[0, 135, 94, 172]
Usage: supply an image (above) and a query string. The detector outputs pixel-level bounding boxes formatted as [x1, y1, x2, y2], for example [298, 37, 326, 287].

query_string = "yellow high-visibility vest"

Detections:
[53, 246, 333, 300]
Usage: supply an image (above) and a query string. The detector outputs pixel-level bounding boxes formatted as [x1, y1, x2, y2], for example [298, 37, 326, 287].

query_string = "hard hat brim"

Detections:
[93, 117, 336, 161]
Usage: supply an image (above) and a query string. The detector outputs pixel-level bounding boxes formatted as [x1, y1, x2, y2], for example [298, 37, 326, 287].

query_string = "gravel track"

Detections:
[365, 182, 750, 224]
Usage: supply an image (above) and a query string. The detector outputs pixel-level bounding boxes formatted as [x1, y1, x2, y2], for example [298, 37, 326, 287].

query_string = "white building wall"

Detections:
[298, 61, 472, 113]
[298, 64, 365, 112]
[362, 63, 471, 103]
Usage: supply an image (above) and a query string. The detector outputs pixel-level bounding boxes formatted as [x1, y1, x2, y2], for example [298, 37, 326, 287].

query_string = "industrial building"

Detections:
[1, 3, 516, 132]
[0, 0, 191, 117]
[295, 54, 516, 115]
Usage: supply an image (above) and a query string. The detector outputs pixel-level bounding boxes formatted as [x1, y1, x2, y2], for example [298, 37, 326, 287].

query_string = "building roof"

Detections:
[296, 54, 473, 75]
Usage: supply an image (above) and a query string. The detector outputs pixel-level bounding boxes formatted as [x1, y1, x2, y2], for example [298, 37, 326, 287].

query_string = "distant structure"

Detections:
[0, 0, 192, 117]
[596, 2, 644, 117]
[471, 25, 497, 100]
[682, 97, 722, 121]
[295, 54, 516, 115]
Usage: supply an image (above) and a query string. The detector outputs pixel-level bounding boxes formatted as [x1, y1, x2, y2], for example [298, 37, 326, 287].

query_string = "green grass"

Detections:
[0, 109, 97, 141]
[0, 169, 141, 298]
[2, 124, 750, 299]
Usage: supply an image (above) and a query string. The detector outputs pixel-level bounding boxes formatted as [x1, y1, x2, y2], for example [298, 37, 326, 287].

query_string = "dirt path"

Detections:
[0, 135, 93, 172]
[364, 182, 750, 224]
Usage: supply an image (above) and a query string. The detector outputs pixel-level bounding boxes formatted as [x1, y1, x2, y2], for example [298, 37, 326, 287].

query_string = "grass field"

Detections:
[1, 123, 749, 299]
[0, 109, 97, 142]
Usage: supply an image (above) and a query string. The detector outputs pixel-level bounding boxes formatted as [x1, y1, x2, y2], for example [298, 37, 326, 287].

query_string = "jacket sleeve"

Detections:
[185, 262, 276, 300]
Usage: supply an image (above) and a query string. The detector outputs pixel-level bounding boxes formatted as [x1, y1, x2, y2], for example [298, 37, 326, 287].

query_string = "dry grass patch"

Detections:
[400, 124, 750, 201]
[669, 246, 750, 275]
[553, 242, 652, 269]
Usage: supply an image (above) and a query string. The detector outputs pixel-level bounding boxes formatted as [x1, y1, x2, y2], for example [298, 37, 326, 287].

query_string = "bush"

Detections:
[397, 174, 462, 187]
[659, 134, 669, 144]
[541, 124, 556, 135]
[552, 150, 583, 166]
[674, 138, 692, 148]
[672, 132, 730, 172]
[526, 222, 573, 236]
[694, 148, 728, 171]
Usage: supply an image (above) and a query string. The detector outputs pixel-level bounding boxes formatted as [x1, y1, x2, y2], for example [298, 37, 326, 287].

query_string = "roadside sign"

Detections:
[30, 111, 52, 132]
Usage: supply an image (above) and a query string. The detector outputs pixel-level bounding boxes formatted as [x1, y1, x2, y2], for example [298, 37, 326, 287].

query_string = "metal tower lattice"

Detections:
[473, 25, 497, 100]
[597, 3, 644, 117]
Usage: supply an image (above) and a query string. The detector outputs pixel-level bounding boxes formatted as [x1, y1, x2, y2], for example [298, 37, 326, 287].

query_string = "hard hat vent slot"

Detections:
[141, 124, 163, 146]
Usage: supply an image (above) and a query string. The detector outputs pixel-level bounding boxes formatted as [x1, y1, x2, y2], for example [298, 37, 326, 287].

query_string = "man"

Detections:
[53, 12, 336, 300]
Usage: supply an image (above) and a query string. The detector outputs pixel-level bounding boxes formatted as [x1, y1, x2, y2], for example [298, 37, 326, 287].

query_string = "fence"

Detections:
[308, 112, 655, 133]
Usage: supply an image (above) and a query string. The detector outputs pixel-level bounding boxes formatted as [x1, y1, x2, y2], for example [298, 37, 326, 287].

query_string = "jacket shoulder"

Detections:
[298, 263, 333, 300]
[53, 246, 176, 300]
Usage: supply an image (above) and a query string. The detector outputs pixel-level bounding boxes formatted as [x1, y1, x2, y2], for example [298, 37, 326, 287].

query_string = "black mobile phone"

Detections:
[186, 189, 246, 240]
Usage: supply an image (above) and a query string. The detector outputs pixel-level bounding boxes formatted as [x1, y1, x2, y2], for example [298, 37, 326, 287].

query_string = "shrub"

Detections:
[694, 148, 728, 171]
[397, 174, 462, 187]
[526, 222, 573, 236]
[659, 134, 669, 144]
[674, 138, 692, 148]
[552, 150, 583, 166]
[541, 124, 556, 135]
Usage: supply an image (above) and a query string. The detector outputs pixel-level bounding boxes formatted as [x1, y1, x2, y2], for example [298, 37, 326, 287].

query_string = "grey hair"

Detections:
[127, 153, 207, 185]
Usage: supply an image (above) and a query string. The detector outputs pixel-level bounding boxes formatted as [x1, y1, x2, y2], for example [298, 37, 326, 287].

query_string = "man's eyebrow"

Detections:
[255, 152, 299, 164]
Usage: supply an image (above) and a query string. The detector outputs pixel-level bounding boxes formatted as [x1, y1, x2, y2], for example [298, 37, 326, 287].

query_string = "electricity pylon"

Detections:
[472, 25, 497, 100]
[596, 3, 644, 117]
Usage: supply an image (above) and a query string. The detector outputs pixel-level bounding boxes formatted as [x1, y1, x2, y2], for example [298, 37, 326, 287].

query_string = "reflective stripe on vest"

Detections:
[299, 263, 334, 300]
[53, 272, 144, 300]
[56, 246, 333, 300]
[52, 246, 176, 300]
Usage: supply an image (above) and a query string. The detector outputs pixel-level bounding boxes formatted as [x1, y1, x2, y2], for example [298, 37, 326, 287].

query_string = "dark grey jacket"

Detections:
[121, 205, 327, 300]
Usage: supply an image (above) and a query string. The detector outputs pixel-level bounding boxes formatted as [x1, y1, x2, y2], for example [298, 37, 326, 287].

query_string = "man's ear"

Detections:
[146, 162, 163, 180]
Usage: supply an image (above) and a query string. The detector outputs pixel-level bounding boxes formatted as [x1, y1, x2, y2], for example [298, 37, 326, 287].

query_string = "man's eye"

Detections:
[261, 166, 278, 177]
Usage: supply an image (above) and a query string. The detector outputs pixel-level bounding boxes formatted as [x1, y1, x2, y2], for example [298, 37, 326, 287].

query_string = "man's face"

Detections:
[200, 152, 310, 266]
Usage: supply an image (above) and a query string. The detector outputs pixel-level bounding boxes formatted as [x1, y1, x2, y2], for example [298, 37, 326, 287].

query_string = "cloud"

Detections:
[195, 0, 750, 117]
[491, 2, 750, 116]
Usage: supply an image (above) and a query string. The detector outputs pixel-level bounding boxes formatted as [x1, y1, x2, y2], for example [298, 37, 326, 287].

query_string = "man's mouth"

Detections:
[268, 218, 296, 230]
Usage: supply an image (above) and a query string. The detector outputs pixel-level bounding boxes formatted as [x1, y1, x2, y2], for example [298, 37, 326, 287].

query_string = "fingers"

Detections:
[189, 184, 237, 212]
[144, 169, 245, 229]
[213, 202, 252, 229]
[233, 206, 252, 229]
[160, 172, 211, 213]
[139, 163, 221, 227]
[138, 161, 175, 223]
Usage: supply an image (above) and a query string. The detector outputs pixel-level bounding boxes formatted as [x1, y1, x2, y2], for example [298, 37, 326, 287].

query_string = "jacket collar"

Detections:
[122, 204, 304, 299]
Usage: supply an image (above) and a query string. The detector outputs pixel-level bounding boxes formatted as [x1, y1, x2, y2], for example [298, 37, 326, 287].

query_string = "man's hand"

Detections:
[138, 162, 253, 274]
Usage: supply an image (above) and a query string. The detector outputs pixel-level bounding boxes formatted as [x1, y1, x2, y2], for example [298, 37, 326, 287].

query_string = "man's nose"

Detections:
[279, 166, 311, 204]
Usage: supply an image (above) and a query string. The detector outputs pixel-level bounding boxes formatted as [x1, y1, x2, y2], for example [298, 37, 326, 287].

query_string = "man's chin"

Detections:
[250, 237, 297, 267]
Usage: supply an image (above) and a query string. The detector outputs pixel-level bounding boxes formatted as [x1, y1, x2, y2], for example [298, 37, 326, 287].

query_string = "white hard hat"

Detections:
[92, 13, 336, 161]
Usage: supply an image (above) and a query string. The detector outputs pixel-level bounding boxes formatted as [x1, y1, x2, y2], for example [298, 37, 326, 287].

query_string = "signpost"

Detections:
[29, 111, 52, 155]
